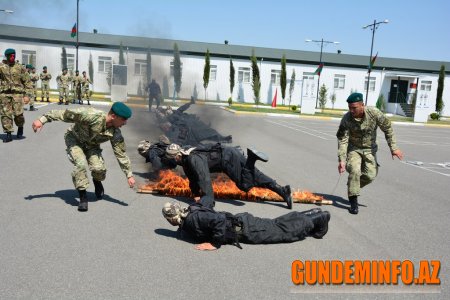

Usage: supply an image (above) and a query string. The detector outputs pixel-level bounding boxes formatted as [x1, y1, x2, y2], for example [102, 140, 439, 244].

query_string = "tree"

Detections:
[375, 94, 386, 112]
[146, 48, 152, 86]
[318, 84, 328, 111]
[289, 69, 296, 106]
[106, 60, 114, 90]
[229, 58, 235, 98]
[119, 42, 125, 65]
[61, 46, 67, 70]
[173, 43, 182, 97]
[88, 53, 94, 85]
[280, 54, 287, 105]
[250, 49, 261, 105]
[203, 49, 211, 101]
[436, 64, 445, 115]
[331, 92, 337, 109]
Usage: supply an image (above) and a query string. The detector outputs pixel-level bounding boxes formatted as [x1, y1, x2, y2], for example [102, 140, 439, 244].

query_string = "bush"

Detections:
[430, 112, 440, 120]
[291, 105, 297, 111]
[227, 97, 233, 107]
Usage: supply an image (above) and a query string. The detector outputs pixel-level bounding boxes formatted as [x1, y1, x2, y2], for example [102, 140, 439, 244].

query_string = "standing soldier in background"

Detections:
[81, 71, 92, 105]
[39, 66, 51, 102]
[0, 48, 32, 143]
[71, 70, 82, 104]
[31, 102, 136, 212]
[28, 66, 40, 111]
[336, 93, 404, 215]
[147, 79, 162, 111]
[56, 68, 71, 105]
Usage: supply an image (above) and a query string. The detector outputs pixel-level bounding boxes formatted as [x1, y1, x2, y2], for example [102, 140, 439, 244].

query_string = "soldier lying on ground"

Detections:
[137, 135, 177, 180]
[162, 196, 330, 250]
[164, 143, 293, 209]
[32, 102, 136, 212]
[156, 103, 232, 145]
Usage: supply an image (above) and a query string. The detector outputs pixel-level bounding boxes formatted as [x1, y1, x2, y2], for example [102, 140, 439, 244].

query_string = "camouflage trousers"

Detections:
[345, 149, 378, 197]
[29, 87, 37, 106]
[59, 86, 69, 103]
[81, 88, 90, 101]
[0, 94, 25, 133]
[65, 133, 106, 190]
[41, 82, 50, 98]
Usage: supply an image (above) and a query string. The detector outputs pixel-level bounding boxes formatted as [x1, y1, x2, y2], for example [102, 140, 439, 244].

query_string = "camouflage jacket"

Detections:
[0, 62, 33, 95]
[39, 107, 133, 178]
[40, 72, 52, 82]
[81, 76, 91, 89]
[56, 73, 71, 88]
[30, 73, 40, 88]
[336, 107, 398, 162]
[72, 75, 82, 88]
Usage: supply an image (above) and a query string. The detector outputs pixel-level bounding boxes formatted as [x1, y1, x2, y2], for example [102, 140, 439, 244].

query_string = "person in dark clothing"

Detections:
[137, 135, 177, 180]
[147, 79, 162, 111]
[165, 143, 293, 209]
[157, 103, 232, 145]
[161, 197, 331, 250]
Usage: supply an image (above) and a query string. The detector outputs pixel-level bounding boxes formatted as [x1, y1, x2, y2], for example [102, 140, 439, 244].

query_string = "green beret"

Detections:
[26, 64, 33, 69]
[4, 48, 15, 56]
[347, 92, 364, 103]
[43, 66, 47, 69]
[111, 102, 132, 119]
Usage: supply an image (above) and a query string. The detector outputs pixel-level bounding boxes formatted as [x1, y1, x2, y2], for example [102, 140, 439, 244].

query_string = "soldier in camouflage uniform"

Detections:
[56, 68, 71, 105]
[39, 66, 51, 102]
[0, 48, 32, 143]
[28, 66, 40, 111]
[336, 93, 404, 215]
[31, 102, 136, 212]
[71, 70, 82, 104]
[81, 71, 92, 105]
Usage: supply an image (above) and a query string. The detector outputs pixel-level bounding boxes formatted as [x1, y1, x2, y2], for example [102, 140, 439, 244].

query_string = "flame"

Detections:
[139, 170, 328, 204]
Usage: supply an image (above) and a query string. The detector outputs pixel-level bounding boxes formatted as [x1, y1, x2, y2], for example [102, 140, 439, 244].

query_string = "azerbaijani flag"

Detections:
[70, 23, 77, 38]
[369, 52, 378, 70]
[314, 63, 324, 76]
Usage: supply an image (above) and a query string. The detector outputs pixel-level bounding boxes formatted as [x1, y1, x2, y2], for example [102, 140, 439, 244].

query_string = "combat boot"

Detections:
[348, 196, 359, 214]
[16, 127, 24, 139]
[247, 148, 269, 162]
[3, 133, 13, 143]
[29, 105, 37, 111]
[309, 211, 331, 239]
[78, 189, 88, 212]
[265, 182, 292, 209]
[58, 99, 63, 105]
[93, 180, 104, 200]
[46, 98, 50, 102]
[87, 100, 91, 105]
[300, 208, 322, 216]
[41, 97, 44, 102]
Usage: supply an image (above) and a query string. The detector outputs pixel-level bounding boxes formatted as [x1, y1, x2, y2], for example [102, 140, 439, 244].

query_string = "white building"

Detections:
[1, 24, 449, 117]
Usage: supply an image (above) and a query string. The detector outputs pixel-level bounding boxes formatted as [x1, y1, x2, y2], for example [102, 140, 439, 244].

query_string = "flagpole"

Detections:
[76, 0, 79, 71]
[363, 19, 389, 105]
[305, 38, 340, 108]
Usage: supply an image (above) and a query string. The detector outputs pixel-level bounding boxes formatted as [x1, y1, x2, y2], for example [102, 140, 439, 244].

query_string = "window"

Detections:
[135, 59, 147, 76]
[420, 80, 432, 91]
[364, 76, 376, 91]
[67, 54, 75, 71]
[238, 67, 251, 83]
[334, 74, 345, 89]
[22, 50, 36, 66]
[271, 70, 281, 85]
[210, 65, 217, 81]
[98, 56, 112, 73]
[170, 61, 183, 77]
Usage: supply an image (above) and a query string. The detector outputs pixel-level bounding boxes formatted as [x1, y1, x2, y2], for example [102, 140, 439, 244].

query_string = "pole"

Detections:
[315, 38, 324, 108]
[365, 20, 376, 105]
[76, 0, 79, 71]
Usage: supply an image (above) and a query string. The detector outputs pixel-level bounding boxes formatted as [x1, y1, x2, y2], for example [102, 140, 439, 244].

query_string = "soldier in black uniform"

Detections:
[162, 197, 330, 250]
[137, 135, 177, 180]
[165, 143, 293, 209]
[156, 103, 232, 145]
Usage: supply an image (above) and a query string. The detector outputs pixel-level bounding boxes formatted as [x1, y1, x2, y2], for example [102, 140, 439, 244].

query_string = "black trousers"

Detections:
[236, 212, 314, 244]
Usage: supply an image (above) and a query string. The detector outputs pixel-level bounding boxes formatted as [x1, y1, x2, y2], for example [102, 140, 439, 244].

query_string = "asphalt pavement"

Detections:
[0, 102, 448, 299]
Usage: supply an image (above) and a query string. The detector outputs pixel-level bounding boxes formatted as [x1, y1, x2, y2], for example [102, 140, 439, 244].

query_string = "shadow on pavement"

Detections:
[315, 193, 367, 211]
[24, 189, 128, 207]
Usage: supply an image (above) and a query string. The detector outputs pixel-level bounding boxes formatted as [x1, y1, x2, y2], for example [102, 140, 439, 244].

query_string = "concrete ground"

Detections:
[0, 102, 448, 299]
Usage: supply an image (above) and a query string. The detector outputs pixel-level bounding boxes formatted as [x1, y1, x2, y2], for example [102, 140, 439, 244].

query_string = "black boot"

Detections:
[93, 180, 104, 200]
[29, 105, 37, 111]
[348, 196, 359, 215]
[87, 100, 91, 105]
[266, 182, 292, 209]
[3, 133, 13, 143]
[41, 97, 44, 102]
[46, 98, 50, 102]
[247, 148, 269, 163]
[301, 208, 322, 216]
[78, 189, 88, 212]
[309, 211, 331, 239]
[16, 127, 24, 139]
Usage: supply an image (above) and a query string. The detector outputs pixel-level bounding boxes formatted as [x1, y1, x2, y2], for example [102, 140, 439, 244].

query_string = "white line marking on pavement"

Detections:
[265, 119, 330, 140]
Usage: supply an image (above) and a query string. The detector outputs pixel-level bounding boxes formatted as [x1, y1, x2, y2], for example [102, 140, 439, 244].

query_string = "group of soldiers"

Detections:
[2, 47, 404, 251]
[56, 68, 92, 105]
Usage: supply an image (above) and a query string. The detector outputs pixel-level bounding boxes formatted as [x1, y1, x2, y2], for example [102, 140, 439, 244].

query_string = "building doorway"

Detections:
[388, 80, 408, 103]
